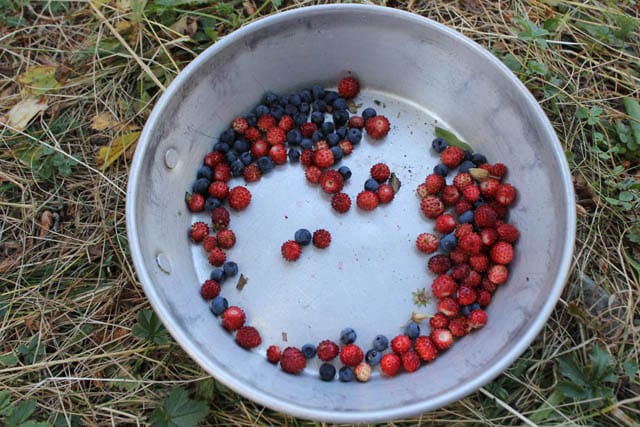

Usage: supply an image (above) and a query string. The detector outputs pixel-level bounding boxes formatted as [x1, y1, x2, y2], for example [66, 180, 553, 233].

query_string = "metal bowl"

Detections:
[126, 4, 575, 423]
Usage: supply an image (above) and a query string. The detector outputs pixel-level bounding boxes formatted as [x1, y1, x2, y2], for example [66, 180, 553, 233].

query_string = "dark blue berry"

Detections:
[225, 151, 238, 164]
[471, 153, 487, 165]
[372, 334, 389, 351]
[294, 113, 307, 126]
[294, 228, 312, 246]
[440, 233, 458, 253]
[330, 146, 343, 161]
[300, 139, 313, 150]
[233, 139, 250, 153]
[284, 104, 298, 116]
[312, 100, 327, 113]
[463, 150, 473, 161]
[192, 178, 210, 195]
[214, 142, 230, 154]
[311, 130, 323, 142]
[326, 133, 340, 146]
[209, 296, 228, 316]
[196, 166, 213, 180]
[365, 349, 382, 366]
[459, 160, 475, 173]
[335, 126, 347, 139]
[332, 110, 349, 126]
[340, 327, 357, 344]
[459, 210, 474, 223]
[339, 366, 354, 382]
[288, 93, 301, 106]
[311, 84, 325, 99]
[347, 128, 362, 144]
[470, 302, 481, 311]
[332, 97, 348, 110]
[219, 128, 235, 144]
[319, 363, 336, 381]
[320, 121, 335, 135]
[431, 137, 448, 153]
[338, 166, 352, 180]
[361, 107, 377, 121]
[460, 305, 472, 317]
[298, 102, 310, 114]
[210, 268, 226, 282]
[263, 91, 278, 105]
[434, 163, 449, 177]
[287, 129, 302, 145]
[257, 156, 274, 173]
[473, 199, 487, 209]
[364, 178, 380, 192]
[269, 105, 284, 120]
[230, 159, 244, 177]
[301, 344, 317, 359]
[299, 89, 313, 103]
[245, 114, 257, 127]
[254, 104, 269, 117]
[205, 197, 221, 211]
[288, 148, 301, 162]
[324, 91, 339, 105]
[240, 151, 253, 165]
[223, 261, 238, 277]
[276, 95, 288, 107]
[404, 322, 420, 339]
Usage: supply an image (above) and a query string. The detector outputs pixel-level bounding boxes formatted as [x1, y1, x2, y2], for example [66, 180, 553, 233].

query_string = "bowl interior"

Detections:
[127, 5, 574, 423]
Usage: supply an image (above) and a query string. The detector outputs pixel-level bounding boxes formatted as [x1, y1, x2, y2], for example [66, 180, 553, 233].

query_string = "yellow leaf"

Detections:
[17, 65, 60, 96]
[90, 112, 119, 131]
[5, 97, 48, 131]
[96, 131, 141, 170]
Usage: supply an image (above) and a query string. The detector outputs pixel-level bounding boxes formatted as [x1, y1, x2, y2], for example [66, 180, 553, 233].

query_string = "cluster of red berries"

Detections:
[189, 205, 243, 268]
[356, 163, 396, 211]
[281, 229, 332, 262]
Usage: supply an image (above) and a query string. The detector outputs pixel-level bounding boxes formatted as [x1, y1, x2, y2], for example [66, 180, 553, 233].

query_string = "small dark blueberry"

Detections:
[257, 156, 275, 173]
[288, 93, 301, 106]
[230, 159, 244, 177]
[210, 296, 228, 316]
[338, 166, 352, 180]
[287, 129, 303, 145]
[245, 114, 257, 127]
[347, 128, 362, 144]
[298, 102, 310, 114]
[471, 152, 488, 165]
[330, 146, 343, 161]
[223, 261, 238, 277]
[196, 166, 213, 180]
[269, 105, 284, 120]
[299, 89, 313, 104]
[263, 91, 278, 105]
[404, 322, 420, 339]
[319, 363, 336, 381]
[301, 343, 317, 359]
[440, 233, 458, 253]
[205, 197, 221, 211]
[339, 366, 354, 382]
[365, 349, 382, 366]
[210, 268, 226, 282]
[254, 104, 269, 117]
[300, 139, 313, 150]
[473, 199, 487, 209]
[276, 95, 288, 107]
[431, 137, 448, 153]
[372, 334, 389, 351]
[434, 163, 449, 177]
[233, 139, 250, 153]
[332, 110, 349, 126]
[311, 130, 324, 142]
[324, 91, 339, 105]
[459, 160, 475, 173]
[214, 142, 230, 154]
[460, 305, 472, 317]
[361, 107, 377, 121]
[240, 151, 253, 165]
[335, 126, 347, 139]
[219, 128, 235, 144]
[310, 111, 325, 126]
[284, 104, 298, 116]
[288, 148, 301, 162]
[311, 84, 325, 99]
[326, 133, 340, 146]
[225, 151, 238, 164]
[459, 210, 474, 223]
[463, 150, 473, 161]
[470, 302, 482, 311]
[364, 178, 380, 192]
[294, 113, 307, 127]
[340, 327, 357, 344]
[321, 121, 335, 135]
[312, 99, 327, 113]
[294, 228, 312, 245]
[192, 178, 210, 195]
[332, 97, 348, 110]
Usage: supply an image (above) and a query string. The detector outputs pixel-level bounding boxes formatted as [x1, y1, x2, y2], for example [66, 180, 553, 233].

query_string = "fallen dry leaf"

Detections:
[90, 112, 119, 131]
[39, 210, 54, 237]
[170, 16, 198, 37]
[96, 131, 141, 170]
[17, 65, 61, 96]
[5, 97, 48, 131]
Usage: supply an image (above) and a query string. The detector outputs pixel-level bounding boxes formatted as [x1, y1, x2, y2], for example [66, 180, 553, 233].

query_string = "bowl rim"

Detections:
[126, 3, 576, 422]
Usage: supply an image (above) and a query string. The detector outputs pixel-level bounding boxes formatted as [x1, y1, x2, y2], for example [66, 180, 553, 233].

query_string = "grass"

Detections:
[1, 0, 639, 425]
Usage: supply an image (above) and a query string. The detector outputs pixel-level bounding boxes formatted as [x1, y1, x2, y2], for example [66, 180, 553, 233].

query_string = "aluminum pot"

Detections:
[126, 4, 575, 423]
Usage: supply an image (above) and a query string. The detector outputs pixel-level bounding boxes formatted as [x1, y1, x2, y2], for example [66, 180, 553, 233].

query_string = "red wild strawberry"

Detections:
[414, 336, 438, 362]
[189, 221, 209, 243]
[469, 309, 488, 329]
[370, 163, 391, 182]
[424, 174, 445, 195]
[244, 127, 261, 142]
[235, 326, 262, 349]
[430, 312, 449, 329]
[313, 148, 334, 168]
[316, 340, 339, 361]
[490, 241, 514, 264]
[202, 235, 217, 252]
[299, 122, 317, 138]
[243, 163, 261, 183]
[228, 186, 251, 210]
[281, 240, 302, 262]
[477, 289, 492, 307]
[221, 306, 245, 331]
[314, 140, 329, 151]
[213, 163, 231, 182]
[320, 170, 344, 194]
[364, 115, 390, 139]
[348, 115, 364, 129]
[380, 353, 402, 376]
[251, 140, 269, 158]
[340, 344, 364, 366]
[278, 115, 294, 132]
[453, 172, 473, 190]
[401, 350, 421, 373]
[482, 278, 498, 293]
[489, 200, 508, 218]
[331, 192, 351, 213]
[338, 76, 360, 99]
[456, 286, 477, 306]
[354, 362, 372, 382]
[257, 114, 276, 131]
[461, 270, 482, 288]
[186, 192, 205, 212]
[211, 206, 230, 230]
[428, 254, 452, 275]
[208, 247, 226, 266]
[448, 316, 470, 337]
[431, 275, 457, 299]
[300, 149, 314, 167]
[416, 233, 439, 254]
[462, 185, 481, 202]
[488, 264, 509, 284]
[479, 178, 500, 199]
[390, 335, 412, 355]
[208, 181, 229, 200]
[480, 227, 498, 247]
[450, 263, 470, 281]
[231, 117, 248, 134]
[266, 345, 282, 364]
[458, 232, 482, 255]
[497, 223, 520, 243]
[469, 253, 490, 272]
[430, 328, 454, 350]
[356, 190, 379, 211]
[478, 162, 491, 171]
[377, 183, 395, 204]
[421, 195, 445, 218]
[204, 151, 224, 168]
[280, 347, 306, 374]
[489, 163, 508, 179]
[440, 146, 464, 168]
[455, 223, 474, 239]
[496, 183, 517, 206]
[200, 279, 220, 300]
[305, 166, 322, 184]
[338, 139, 353, 155]
[266, 127, 286, 145]
[416, 182, 430, 199]
[474, 205, 498, 228]
[216, 229, 236, 249]
[438, 297, 460, 317]
[435, 214, 457, 234]
[455, 199, 473, 215]
[449, 247, 469, 265]
[312, 229, 331, 249]
[269, 144, 287, 165]
[441, 185, 460, 205]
